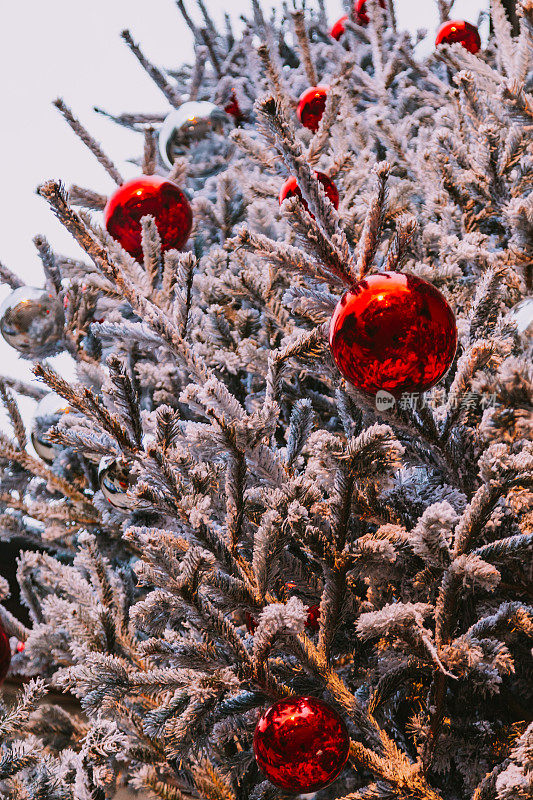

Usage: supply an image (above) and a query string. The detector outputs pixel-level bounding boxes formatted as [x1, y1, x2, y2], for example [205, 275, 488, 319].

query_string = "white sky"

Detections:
[0, 0, 486, 431]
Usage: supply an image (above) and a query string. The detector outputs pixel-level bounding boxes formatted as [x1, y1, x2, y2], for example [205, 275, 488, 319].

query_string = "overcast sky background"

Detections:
[0, 0, 487, 435]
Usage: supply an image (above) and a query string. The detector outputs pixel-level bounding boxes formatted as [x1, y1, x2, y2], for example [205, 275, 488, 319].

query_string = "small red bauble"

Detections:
[329, 272, 457, 397]
[0, 620, 11, 684]
[435, 20, 481, 54]
[355, 0, 386, 26]
[104, 175, 192, 261]
[305, 605, 320, 632]
[330, 0, 386, 36]
[330, 14, 349, 40]
[254, 696, 350, 792]
[245, 612, 258, 634]
[224, 90, 242, 119]
[297, 85, 329, 132]
[279, 173, 339, 212]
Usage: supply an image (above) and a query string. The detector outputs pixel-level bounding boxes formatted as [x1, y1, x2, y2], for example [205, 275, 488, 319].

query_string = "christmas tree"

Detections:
[0, 1, 532, 799]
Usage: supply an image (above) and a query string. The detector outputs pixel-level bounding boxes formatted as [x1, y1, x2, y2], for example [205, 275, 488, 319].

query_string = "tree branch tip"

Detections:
[374, 160, 391, 177]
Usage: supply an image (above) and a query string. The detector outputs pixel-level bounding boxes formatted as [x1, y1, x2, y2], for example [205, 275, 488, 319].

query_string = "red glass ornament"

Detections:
[0, 621, 11, 684]
[355, 0, 386, 25]
[329, 272, 457, 397]
[305, 605, 320, 632]
[104, 175, 192, 261]
[15, 640, 26, 654]
[254, 696, 350, 792]
[330, 0, 386, 37]
[279, 173, 339, 212]
[297, 85, 329, 132]
[330, 14, 349, 40]
[245, 612, 258, 634]
[435, 20, 481, 54]
[224, 90, 242, 119]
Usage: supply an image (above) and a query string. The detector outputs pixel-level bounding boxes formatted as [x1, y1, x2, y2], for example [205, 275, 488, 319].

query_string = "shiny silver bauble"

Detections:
[31, 392, 70, 464]
[508, 296, 533, 337]
[98, 456, 136, 510]
[158, 101, 231, 168]
[0, 286, 64, 358]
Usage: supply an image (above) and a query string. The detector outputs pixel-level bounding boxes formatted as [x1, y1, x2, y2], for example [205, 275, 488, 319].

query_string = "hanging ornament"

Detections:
[330, 15, 349, 40]
[330, 0, 386, 36]
[297, 85, 329, 132]
[507, 297, 533, 337]
[98, 456, 137, 510]
[254, 696, 350, 792]
[0, 620, 11, 684]
[0, 286, 65, 358]
[104, 175, 193, 261]
[158, 101, 231, 168]
[245, 612, 258, 634]
[329, 272, 457, 397]
[224, 90, 243, 120]
[435, 20, 481, 54]
[305, 605, 320, 632]
[279, 173, 339, 212]
[354, 0, 386, 26]
[31, 392, 71, 464]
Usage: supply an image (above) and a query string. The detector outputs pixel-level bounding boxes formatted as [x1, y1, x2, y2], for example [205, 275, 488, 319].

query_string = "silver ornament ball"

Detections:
[0, 286, 65, 357]
[31, 393, 71, 464]
[508, 296, 533, 337]
[98, 455, 136, 510]
[158, 101, 231, 168]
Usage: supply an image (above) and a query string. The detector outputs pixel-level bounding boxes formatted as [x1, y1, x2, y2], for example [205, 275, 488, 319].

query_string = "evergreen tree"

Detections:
[0, 2, 531, 799]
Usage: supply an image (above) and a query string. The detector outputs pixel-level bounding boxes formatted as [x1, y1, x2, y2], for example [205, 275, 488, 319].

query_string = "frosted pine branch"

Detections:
[53, 98, 123, 185]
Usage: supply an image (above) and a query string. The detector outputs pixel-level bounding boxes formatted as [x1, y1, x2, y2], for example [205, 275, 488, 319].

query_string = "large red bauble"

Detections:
[104, 176, 192, 261]
[0, 620, 11, 684]
[254, 696, 350, 792]
[435, 20, 481, 54]
[329, 272, 457, 397]
[355, 0, 387, 26]
[297, 85, 329, 132]
[279, 173, 339, 211]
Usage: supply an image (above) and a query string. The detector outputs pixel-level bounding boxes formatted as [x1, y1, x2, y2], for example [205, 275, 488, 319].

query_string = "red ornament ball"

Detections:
[435, 20, 481, 54]
[305, 605, 320, 632]
[297, 85, 329, 132]
[254, 696, 350, 792]
[0, 621, 11, 684]
[224, 90, 242, 119]
[104, 175, 193, 261]
[355, 0, 386, 26]
[329, 272, 457, 397]
[245, 612, 258, 635]
[330, 0, 386, 36]
[279, 173, 339, 212]
[330, 14, 349, 40]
